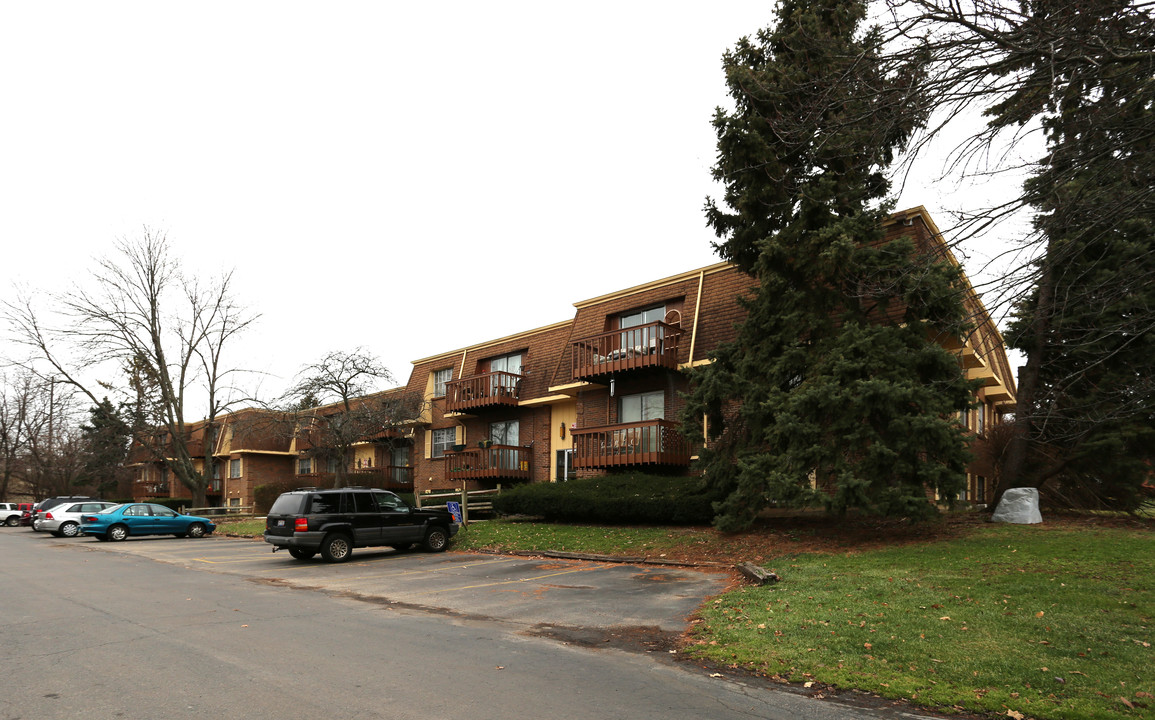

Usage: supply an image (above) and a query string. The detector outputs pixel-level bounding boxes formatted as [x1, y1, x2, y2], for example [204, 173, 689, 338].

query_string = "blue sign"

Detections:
[446, 501, 463, 524]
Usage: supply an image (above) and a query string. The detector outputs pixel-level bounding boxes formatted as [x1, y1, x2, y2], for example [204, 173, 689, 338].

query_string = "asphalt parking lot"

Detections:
[48, 532, 733, 638]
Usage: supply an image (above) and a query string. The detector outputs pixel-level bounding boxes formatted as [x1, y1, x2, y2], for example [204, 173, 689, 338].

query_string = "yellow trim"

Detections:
[519, 394, 574, 407]
[573, 262, 733, 309]
[678, 359, 713, 371]
[547, 381, 606, 396]
[688, 269, 705, 363]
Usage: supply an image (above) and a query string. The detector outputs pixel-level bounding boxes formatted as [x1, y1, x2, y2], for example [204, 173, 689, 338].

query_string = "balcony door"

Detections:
[619, 391, 664, 454]
[619, 391, 664, 423]
[489, 353, 523, 397]
[619, 306, 665, 354]
[490, 420, 520, 471]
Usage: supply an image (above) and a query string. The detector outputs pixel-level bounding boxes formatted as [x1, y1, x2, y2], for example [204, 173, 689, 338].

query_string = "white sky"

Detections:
[1, 1, 1027, 413]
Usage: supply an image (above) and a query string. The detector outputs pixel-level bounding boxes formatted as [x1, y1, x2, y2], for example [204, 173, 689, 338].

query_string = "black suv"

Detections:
[263, 487, 459, 563]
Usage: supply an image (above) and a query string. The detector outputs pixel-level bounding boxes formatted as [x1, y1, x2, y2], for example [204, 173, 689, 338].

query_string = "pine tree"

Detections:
[685, 0, 977, 530]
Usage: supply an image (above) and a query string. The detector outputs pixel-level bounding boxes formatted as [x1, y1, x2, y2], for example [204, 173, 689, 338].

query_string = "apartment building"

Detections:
[401, 207, 1017, 504]
[129, 207, 1016, 507]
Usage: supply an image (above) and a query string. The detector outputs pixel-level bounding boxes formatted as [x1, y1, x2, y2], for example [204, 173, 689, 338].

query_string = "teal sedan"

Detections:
[80, 503, 216, 541]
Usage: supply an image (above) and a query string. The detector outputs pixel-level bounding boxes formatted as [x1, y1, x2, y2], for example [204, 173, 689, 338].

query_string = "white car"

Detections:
[40, 501, 119, 537]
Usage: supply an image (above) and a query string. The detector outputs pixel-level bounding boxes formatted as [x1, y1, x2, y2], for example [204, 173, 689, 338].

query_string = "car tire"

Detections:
[288, 548, 316, 560]
[4, 516, 18, 527]
[60, 522, 80, 538]
[108, 524, 129, 542]
[187, 522, 207, 538]
[423, 526, 450, 553]
[320, 533, 353, 563]
[391, 543, 414, 552]
[95, 534, 108, 542]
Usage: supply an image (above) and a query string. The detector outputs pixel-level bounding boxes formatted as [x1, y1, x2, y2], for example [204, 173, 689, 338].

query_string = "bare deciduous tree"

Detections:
[4, 230, 258, 507]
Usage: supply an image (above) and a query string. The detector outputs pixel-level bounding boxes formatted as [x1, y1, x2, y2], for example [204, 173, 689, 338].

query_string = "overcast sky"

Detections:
[1, 2, 1027, 413]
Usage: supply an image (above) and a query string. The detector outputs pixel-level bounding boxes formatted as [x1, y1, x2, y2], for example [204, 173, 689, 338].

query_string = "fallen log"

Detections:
[736, 562, 780, 585]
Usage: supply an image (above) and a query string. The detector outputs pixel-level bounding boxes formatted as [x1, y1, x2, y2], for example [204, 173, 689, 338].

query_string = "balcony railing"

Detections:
[445, 445, 531, 481]
[571, 419, 692, 468]
[571, 321, 682, 380]
[297, 466, 414, 490]
[444, 371, 524, 413]
[135, 480, 171, 496]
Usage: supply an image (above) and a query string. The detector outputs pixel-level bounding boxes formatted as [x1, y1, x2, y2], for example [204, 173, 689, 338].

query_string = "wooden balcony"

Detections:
[571, 322, 682, 380]
[296, 467, 414, 491]
[571, 419, 692, 469]
[445, 445, 531, 481]
[134, 480, 171, 497]
[444, 371, 524, 413]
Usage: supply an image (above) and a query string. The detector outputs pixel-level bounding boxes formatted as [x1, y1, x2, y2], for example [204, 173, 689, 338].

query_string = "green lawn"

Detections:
[686, 523, 1152, 720]
[216, 514, 1152, 718]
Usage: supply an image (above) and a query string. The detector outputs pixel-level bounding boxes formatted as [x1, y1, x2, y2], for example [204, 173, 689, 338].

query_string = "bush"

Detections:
[492, 472, 721, 525]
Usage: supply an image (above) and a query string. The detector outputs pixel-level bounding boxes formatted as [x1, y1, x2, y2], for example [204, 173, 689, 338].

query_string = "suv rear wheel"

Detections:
[320, 533, 353, 563]
[288, 548, 316, 560]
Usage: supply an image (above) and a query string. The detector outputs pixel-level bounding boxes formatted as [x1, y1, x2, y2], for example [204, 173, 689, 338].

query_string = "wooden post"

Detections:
[460, 487, 469, 526]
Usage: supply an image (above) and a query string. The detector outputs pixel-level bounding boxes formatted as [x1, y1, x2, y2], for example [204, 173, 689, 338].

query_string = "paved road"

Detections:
[0, 529, 943, 720]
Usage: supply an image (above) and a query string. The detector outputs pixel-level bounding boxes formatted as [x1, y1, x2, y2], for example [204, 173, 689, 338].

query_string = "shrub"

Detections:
[493, 472, 721, 525]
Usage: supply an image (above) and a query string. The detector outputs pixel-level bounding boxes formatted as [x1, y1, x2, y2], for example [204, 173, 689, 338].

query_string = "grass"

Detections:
[214, 517, 265, 536]
[453, 520, 696, 557]
[686, 523, 1152, 720]
[215, 513, 1152, 718]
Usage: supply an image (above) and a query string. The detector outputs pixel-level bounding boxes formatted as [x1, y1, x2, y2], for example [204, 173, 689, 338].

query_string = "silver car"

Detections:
[40, 501, 119, 537]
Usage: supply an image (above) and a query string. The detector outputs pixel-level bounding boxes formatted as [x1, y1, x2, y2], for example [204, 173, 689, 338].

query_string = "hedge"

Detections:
[492, 472, 721, 525]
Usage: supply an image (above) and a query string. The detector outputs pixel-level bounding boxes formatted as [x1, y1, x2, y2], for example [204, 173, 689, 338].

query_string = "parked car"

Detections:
[31, 496, 101, 531]
[80, 503, 216, 541]
[264, 486, 459, 563]
[1, 502, 30, 527]
[40, 501, 119, 537]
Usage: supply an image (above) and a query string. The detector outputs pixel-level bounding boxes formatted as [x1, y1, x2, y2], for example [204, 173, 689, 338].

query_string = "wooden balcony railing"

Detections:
[571, 321, 682, 380]
[445, 445, 531, 481]
[297, 467, 414, 490]
[571, 419, 692, 468]
[134, 480, 171, 496]
[444, 371, 524, 413]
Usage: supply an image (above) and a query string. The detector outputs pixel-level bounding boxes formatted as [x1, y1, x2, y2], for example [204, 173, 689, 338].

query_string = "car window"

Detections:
[151, 505, 177, 517]
[350, 491, 376, 513]
[268, 494, 306, 515]
[124, 505, 151, 517]
[373, 491, 404, 511]
[307, 493, 341, 515]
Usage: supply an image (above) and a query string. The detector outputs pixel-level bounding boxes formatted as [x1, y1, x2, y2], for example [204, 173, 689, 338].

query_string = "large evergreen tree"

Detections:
[996, 0, 1155, 507]
[77, 398, 132, 497]
[684, 0, 977, 530]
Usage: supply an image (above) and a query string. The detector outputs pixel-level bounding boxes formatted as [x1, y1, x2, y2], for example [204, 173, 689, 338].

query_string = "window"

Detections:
[976, 403, 987, 435]
[211, 462, 221, 480]
[489, 353, 523, 375]
[432, 428, 456, 458]
[327, 456, 341, 473]
[976, 476, 987, 503]
[229, 497, 241, 507]
[619, 305, 666, 329]
[619, 391, 665, 423]
[298, 457, 313, 475]
[433, 368, 452, 397]
[229, 458, 242, 478]
[489, 420, 519, 446]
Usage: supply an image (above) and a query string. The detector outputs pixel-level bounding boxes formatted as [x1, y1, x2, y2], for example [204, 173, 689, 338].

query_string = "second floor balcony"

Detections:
[444, 371, 524, 413]
[571, 419, 693, 469]
[445, 445, 531, 481]
[571, 321, 682, 381]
